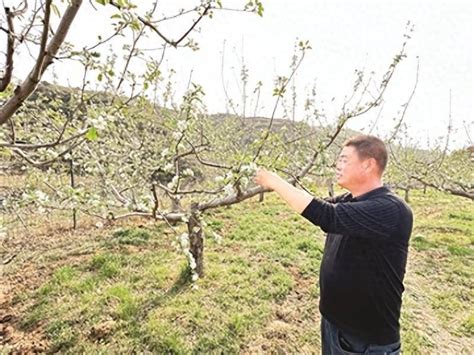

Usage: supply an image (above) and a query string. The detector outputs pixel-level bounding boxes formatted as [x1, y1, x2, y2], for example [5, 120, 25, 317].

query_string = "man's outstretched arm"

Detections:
[253, 168, 313, 214]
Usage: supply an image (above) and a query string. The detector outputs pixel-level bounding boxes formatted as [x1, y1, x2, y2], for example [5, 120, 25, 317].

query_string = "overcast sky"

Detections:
[13, 0, 473, 149]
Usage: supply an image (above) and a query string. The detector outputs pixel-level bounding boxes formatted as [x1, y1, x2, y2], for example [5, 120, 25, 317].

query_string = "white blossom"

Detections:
[191, 273, 199, 282]
[89, 115, 108, 131]
[177, 120, 188, 131]
[172, 131, 182, 140]
[164, 162, 174, 172]
[161, 148, 170, 157]
[214, 175, 225, 183]
[35, 190, 49, 204]
[136, 202, 148, 211]
[167, 175, 179, 190]
[212, 231, 223, 244]
[183, 168, 194, 177]
[223, 183, 234, 197]
[240, 162, 258, 176]
[178, 232, 190, 249]
[188, 254, 197, 270]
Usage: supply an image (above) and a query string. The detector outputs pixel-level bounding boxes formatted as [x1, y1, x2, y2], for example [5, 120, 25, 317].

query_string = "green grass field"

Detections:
[1, 188, 473, 353]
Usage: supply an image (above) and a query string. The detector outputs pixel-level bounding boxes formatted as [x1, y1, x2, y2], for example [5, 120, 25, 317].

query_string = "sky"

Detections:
[10, 0, 474, 149]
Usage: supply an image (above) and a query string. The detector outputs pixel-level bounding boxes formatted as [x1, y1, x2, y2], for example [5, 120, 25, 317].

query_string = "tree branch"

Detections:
[0, 0, 83, 126]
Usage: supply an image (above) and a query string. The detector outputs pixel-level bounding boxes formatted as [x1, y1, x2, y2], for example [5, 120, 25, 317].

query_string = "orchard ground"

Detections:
[1, 185, 473, 353]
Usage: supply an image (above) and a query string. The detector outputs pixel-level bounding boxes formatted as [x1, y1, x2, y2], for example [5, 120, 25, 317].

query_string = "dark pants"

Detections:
[321, 317, 401, 355]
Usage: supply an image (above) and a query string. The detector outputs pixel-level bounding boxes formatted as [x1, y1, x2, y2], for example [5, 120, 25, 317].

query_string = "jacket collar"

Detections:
[348, 186, 390, 202]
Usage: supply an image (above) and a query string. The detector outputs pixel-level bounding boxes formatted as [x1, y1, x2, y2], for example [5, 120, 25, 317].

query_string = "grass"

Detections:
[2, 187, 473, 353]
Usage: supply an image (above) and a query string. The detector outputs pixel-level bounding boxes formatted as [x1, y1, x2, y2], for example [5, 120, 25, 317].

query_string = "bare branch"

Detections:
[387, 57, 419, 143]
[12, 137, 86, 168]
[0, 128, 88, 149]
[109, 1, 211, 48]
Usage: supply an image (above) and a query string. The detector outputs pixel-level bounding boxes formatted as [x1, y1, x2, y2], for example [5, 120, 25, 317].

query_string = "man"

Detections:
[253, 135, 412, 355]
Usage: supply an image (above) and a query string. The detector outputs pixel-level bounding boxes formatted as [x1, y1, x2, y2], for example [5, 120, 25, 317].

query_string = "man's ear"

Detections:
[369, 158, 380, 174]
[364, 158, 377, 173]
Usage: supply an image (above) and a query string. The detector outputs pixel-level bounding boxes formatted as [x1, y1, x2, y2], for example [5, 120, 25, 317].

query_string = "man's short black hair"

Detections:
[344, 135, 388, 173]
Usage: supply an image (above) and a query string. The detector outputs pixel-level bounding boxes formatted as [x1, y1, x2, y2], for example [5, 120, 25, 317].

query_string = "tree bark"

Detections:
[187, 203, 204, 277]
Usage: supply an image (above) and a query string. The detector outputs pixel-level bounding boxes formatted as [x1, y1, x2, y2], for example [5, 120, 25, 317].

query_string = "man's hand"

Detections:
[253, 168, 280, 190]
[253, 167, 313, 214]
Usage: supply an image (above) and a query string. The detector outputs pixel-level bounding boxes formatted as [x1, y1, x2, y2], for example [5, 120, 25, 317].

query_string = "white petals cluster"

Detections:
[240, 162, 258, 176]
[180, 232, 189, 246]
[164, 162, 174, 172]
[223, 183, 234, 196]
[215, 171, 233, 184]
[176, 232, 199, 282]
[212, 231, 223, 244]
[167, 175, 179, 190]
[89, 115, 108, 131]
[35, 190, 49, 204]
[182, 168, 194, 177]
[161, 148, 170, 157]
[177, 120, 188, 131]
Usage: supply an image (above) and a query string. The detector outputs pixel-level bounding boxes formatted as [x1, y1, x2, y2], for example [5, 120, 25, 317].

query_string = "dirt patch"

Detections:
[243, 263, 320, 353]
[89, 320, 117, 341]
[0, 218, 129, 352]
[1, 215, 172, 352]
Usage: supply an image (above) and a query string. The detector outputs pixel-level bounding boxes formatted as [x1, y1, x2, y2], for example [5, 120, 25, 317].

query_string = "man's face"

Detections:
[335, 146, 367, 189]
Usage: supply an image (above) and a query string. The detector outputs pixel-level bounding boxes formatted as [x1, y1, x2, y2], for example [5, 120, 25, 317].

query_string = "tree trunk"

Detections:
[187, 203, 204, 277]
[404, 188, 410, 203]
[327, 179, 334, 198]
[171, 197, 181, 211]
[69, 158, 77, 229]
[259, 191, 264, 202]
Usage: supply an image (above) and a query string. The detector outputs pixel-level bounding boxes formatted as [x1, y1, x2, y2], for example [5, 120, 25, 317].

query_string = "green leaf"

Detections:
[257, 2, 264, 16]
[86, 127, 98, 141]
[96, 0, 109, 5]
[130, 19, 141, 32]
[51, 4, 60, 17]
